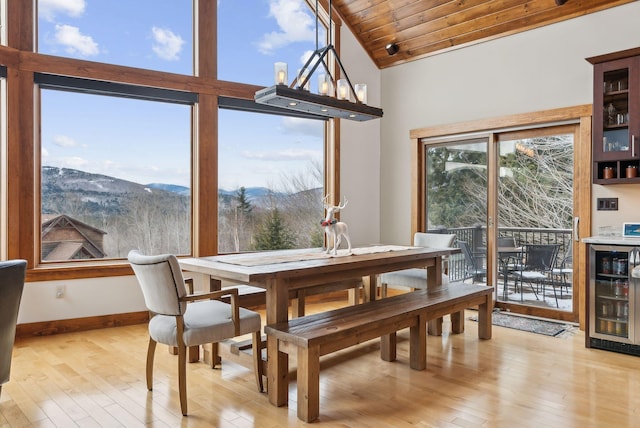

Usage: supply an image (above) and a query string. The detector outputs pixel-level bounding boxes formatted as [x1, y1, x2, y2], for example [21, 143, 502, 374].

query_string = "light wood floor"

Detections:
[2, 298, 640, 427]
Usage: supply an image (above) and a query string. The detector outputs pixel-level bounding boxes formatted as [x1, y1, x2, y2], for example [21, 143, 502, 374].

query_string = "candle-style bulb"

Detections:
[274, 62, 287, 85]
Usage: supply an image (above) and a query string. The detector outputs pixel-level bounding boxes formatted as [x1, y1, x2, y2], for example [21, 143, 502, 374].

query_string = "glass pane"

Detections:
[218, 109, 324, 252]
[426, 139, 488, 285]
[602, 68, 629, 154]
[497, 133, 573, 311]
[37, 1, 193, 74]
[218, 0, 326, 89]
[40, 89, 191, 261]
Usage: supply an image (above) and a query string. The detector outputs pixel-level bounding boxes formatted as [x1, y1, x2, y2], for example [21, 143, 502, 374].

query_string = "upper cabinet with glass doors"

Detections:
[588, 48, 640, 184]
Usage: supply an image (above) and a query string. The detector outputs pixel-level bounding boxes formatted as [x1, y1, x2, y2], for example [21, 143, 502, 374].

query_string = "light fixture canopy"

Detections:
[254, 0, 383, 121]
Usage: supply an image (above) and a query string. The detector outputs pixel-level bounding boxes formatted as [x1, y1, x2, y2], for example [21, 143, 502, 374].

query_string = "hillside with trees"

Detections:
[41, 166, 324, 260]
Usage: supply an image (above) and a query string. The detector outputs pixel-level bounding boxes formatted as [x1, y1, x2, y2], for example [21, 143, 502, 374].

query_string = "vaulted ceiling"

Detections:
[331, 0, 636, 69]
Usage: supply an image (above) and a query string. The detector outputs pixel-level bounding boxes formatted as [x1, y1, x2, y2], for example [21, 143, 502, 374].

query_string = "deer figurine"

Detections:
[321, 195, 352, 255]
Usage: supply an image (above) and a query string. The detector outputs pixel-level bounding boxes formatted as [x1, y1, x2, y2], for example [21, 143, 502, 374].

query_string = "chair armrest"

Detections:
[181, 288, 241, 336]
[184, 277, 194, 294]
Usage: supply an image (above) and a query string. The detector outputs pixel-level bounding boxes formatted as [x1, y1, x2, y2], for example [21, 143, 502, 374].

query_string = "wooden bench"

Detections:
[264, 283, 493, 422]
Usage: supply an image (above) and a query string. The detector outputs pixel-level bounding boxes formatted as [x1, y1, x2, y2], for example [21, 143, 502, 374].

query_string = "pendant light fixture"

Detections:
[254, 0, 383, 122]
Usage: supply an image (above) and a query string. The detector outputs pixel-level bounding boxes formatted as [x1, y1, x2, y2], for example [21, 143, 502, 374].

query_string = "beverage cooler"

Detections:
[588, 244, 640, 355]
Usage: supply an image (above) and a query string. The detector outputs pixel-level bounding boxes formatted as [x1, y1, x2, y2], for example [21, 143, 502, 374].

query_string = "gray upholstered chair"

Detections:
[379, 232, 457, 297]
[0, 259, 27, 398]
[128, 250, 263, 416]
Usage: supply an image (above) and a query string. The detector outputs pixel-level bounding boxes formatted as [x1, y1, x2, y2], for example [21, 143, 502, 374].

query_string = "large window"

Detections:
[1, 1, 337, 280]
[39, 81, 193, 262]
[37, 0, 193, 75]
[217, 0, 330, 253]
[218, 109, 324, 252]
[218, 0, 326, 89]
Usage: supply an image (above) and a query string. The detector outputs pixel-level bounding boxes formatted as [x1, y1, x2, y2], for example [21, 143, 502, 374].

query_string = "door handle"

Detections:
[573, 217, 580, 242]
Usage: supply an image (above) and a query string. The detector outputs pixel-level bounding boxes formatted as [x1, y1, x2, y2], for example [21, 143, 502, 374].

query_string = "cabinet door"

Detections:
[593, 57, 640, 163]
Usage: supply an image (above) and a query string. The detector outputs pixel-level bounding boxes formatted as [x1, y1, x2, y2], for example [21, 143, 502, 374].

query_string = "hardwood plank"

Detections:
[3, 295, 640, 426]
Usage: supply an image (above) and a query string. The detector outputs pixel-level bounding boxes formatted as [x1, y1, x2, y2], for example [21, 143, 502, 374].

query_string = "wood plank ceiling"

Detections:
[331, 0, 636, 69]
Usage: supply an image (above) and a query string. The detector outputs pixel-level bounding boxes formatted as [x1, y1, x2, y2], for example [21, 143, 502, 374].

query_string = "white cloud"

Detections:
[281, 117, 324, 137]
[151, 27, 184, 61]
[62, 156, 89, 167]
[54, 24, 99, 56]
[52, 135, 78, 148]
[241, 148, 321, 161]
[39, 0, 85, 22]
[258, 0, 315, 54]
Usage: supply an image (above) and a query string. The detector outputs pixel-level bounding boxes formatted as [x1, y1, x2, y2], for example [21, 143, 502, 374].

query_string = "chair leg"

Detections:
[380, 283, 388, 299]
[146, 338, 157, 391]
[252, 331, 264, 392]
[178, 344, 188, 416]
[209, 342, 221, 368]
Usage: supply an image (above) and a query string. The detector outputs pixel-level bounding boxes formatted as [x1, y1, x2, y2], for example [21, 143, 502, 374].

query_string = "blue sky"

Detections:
[38, 0, 324, 190]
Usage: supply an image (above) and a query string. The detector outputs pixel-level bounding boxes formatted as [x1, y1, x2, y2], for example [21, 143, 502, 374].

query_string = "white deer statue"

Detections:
[321, 195, 352, 255]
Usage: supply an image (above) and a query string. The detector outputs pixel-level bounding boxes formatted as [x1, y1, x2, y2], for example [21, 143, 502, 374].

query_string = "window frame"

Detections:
[37, 75, 196, 264]
[1, 0, 340, 282]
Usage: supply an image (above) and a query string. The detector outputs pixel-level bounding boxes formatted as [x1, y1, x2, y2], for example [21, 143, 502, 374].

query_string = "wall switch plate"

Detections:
[597, 197, 618, 211]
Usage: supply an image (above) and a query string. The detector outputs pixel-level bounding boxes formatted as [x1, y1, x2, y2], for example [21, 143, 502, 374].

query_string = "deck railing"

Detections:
[429, 226, 573, 283]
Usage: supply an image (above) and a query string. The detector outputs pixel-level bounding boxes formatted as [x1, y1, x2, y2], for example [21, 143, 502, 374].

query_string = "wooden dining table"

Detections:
[178, 245, 460, 408]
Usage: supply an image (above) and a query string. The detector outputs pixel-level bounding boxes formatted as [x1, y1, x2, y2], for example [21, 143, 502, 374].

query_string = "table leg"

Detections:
[477, 293, 493, 339]
[361, 274, 377, 302]
[266, 278, 290, 407]
[427, 257, 443, 336]
[450, 311, 465, 334]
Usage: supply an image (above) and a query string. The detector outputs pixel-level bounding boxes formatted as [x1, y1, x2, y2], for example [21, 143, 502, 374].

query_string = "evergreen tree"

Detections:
[253, 208, 297, 250]
[233, 186, 254, 251]
[235, 186, 253, 216]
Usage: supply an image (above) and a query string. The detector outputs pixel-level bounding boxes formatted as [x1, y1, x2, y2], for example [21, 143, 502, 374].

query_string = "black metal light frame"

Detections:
[254, 0, 383, 121]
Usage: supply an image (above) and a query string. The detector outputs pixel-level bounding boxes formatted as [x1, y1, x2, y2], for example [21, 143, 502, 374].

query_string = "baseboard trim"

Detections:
[15, 311, 150, 340]
[14, 290, 363, 340]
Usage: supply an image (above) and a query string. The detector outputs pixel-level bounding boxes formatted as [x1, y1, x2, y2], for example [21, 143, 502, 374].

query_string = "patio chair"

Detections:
[549, 245, 573, 307]
[498, 236, 518, 248]
[497, 236, 522, 299]
[511, 244, 560, 304]
[128, 250, 264, 415]
[0, 260, 27, 398]
[379, 232, 456, 297]
[458, 240, 487, 284]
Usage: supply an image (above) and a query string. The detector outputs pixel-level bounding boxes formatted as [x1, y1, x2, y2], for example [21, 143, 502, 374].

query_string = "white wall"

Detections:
[18, 276, 144, 324]
[336, 27, 382, 247]
[380, 1, 640, 245]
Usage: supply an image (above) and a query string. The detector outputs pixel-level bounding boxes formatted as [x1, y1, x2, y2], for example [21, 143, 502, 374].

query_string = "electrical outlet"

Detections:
[55, 285, 65, 299]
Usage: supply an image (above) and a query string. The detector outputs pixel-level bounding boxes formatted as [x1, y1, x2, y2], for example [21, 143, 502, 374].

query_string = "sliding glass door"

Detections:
[424, 124, 578, 320]
[425, 138, 489, 286]
[496, 126, 575, 314]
